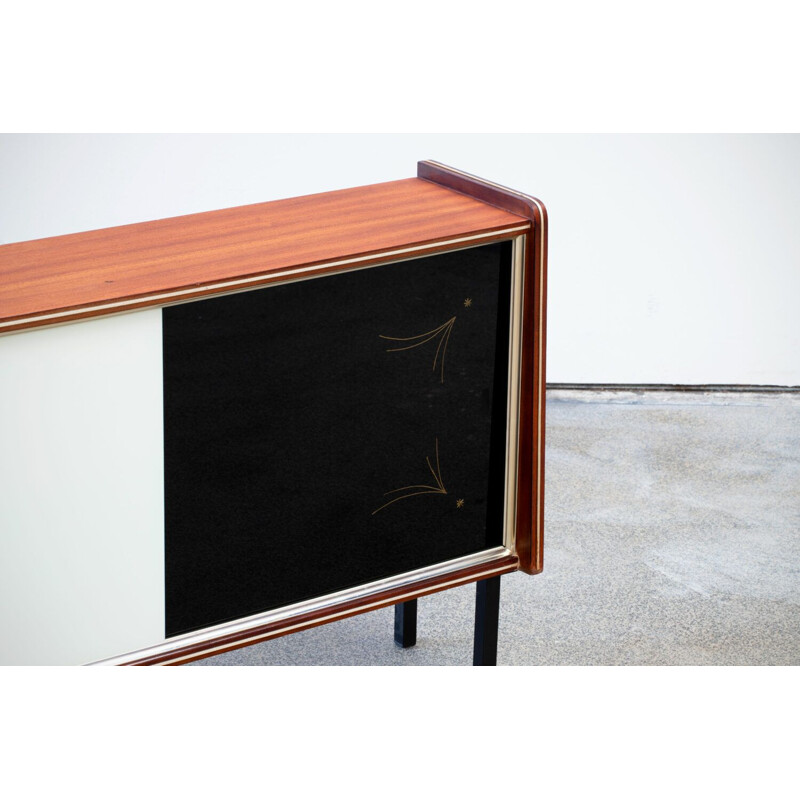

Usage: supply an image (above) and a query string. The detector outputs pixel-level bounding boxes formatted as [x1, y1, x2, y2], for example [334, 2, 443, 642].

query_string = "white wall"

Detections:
[2, 134, 798, 385]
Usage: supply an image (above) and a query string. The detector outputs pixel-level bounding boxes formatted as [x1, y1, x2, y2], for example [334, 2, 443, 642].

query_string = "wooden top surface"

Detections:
[0, 177, 528, 331]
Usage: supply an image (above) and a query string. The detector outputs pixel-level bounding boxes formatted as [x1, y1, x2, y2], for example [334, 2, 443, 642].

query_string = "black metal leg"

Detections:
[394, 599, 418, 648]
[473, 576, 501, 666]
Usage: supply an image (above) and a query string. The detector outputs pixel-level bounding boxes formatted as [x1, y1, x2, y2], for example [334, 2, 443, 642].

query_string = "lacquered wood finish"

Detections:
[0, 178, 528, 334]
[418, 161, 547, 574]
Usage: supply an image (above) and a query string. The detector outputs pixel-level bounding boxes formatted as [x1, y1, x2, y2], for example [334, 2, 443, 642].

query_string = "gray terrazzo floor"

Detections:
[193, 389, 800, 666]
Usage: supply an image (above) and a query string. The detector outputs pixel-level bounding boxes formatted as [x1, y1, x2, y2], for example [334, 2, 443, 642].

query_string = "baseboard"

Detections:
[546, 383, 800, 393]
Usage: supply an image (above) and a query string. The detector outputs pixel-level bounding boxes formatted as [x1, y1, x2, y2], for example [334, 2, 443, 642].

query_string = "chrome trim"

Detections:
[0, 225, 529, 333]
[503, 236, 525, 552]
[89, 546, 514, 665]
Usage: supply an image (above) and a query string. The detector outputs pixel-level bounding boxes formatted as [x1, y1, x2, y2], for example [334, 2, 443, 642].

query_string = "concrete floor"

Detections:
[194, 389, 800, 666]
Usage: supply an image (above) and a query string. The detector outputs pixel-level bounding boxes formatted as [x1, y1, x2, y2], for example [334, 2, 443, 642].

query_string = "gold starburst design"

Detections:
[372, 438, 447, 515]
[456, 498, 465, 508]
[379, 317, 456, 384]
[464, 298, 472, 308]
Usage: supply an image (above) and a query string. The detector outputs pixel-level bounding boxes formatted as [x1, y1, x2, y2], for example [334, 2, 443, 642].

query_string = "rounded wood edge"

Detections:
[115, 554, 520, 666]
[418, 161, 547, 576]
[417, 160, 547, 230]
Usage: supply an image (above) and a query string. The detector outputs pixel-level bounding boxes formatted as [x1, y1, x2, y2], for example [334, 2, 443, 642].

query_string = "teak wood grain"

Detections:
[0, 177, 528, 333]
